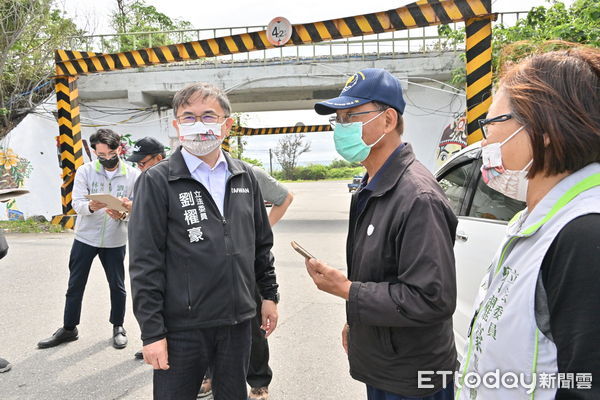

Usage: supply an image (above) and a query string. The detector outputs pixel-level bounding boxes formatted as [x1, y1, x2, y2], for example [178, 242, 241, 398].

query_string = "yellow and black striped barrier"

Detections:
[53, 0, 493, 227]
[221, 137, 231, 153]
[52, 75, 83, 229]
[231, 124, 331, 136]
[222, 125, 331, 152]
[51, 214, 77, 229]
[465, 14, 493, 144]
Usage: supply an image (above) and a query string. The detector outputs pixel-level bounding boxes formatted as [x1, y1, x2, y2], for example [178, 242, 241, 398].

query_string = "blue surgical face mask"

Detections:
[333, 111, 385, 163]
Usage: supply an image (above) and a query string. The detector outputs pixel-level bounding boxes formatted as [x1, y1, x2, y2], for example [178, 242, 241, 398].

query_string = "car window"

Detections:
[437, 161, 474, 215]
[469, 176, 526, 222]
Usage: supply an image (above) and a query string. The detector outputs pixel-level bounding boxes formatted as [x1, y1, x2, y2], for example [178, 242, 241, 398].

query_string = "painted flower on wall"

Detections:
[0, 149, 19, 169]
[0, 147, 32, 220]
[121, 133, 134, 160]
[0, 148, 33, 189]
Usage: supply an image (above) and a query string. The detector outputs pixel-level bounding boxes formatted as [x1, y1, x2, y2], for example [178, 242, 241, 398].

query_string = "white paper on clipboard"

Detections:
[85, 193, 128, 212]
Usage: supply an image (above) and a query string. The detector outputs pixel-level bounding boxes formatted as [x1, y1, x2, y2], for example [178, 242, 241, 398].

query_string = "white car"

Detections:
[435, 143, 526, 356]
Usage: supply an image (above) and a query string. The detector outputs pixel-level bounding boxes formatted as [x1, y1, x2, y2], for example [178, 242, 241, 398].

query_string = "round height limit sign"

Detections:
[267, 17, 292, 46]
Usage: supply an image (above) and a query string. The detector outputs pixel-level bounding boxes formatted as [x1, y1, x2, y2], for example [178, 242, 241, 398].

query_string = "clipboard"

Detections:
[85, 193, 128, 212]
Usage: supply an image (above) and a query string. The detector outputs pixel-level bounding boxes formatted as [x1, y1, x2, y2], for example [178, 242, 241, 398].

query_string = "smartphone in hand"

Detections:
[290, 241, 315, 259]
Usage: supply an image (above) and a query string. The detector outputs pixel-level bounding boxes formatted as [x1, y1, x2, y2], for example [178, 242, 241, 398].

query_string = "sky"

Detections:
[56, 0, 574, 168]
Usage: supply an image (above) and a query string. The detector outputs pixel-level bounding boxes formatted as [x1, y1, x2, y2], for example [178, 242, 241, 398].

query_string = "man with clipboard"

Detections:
[37, 129, 140, 350]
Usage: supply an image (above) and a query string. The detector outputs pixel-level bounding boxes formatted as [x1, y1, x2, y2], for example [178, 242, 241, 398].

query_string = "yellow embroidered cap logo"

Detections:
[341, 71, 366, 93]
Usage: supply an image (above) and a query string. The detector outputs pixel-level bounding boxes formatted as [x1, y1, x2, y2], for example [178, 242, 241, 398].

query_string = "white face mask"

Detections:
[178, 121, 225, 156]
[480, 125, 532, 202]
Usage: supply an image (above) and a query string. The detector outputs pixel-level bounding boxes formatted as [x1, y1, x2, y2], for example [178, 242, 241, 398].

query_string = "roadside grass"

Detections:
[0, 220, 66, 233]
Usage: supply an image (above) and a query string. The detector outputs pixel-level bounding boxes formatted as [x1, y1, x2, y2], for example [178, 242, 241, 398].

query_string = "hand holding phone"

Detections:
[290, 241, 315, 259]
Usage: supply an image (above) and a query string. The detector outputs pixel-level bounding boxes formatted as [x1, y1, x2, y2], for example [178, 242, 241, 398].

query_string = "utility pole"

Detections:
[269, 148, 273, 175]
[237, 136, 242, 158]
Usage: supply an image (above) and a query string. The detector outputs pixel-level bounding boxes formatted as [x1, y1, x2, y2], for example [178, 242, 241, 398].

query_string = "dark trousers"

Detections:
[63, 239, 127, 328]
[206, 289, 273, 388]
[247, 289, 272, 388]
[154, 320, 252, 400]
[366, 381, 454, 400]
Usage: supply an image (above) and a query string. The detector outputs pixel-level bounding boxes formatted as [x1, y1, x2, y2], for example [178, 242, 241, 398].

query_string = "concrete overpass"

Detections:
[77, 52, 462, 112]
[72, 17, 470, 112]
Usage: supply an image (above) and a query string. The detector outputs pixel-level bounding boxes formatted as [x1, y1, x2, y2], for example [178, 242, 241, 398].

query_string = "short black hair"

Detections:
[172, 83, 231, 117]
[89, 129, 121, 150]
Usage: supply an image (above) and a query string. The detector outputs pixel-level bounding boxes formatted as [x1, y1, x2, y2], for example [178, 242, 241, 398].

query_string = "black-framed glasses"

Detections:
[137, 154, 157, 168]
[176, 113, 228, 126]
[478, 113, 512, 139]
[328, 109, 386, 129]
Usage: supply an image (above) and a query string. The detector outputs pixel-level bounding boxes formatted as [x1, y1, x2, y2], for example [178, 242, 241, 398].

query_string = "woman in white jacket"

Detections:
[456, 43, 600, 400]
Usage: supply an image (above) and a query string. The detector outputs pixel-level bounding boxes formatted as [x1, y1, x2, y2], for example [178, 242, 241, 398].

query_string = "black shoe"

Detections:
[113, 326, 127, 349]
[38, 327, 79, 349]
[134, 350, 143, 360]
[0, 357, 12, 373]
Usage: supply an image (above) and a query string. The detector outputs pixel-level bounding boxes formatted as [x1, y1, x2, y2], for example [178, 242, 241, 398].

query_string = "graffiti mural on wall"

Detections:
[0, 147, 33, 220]
[435, 111, 468, 169]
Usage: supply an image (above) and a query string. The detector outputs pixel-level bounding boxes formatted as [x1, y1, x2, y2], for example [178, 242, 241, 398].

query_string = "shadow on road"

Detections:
[1, 340, 150, 399]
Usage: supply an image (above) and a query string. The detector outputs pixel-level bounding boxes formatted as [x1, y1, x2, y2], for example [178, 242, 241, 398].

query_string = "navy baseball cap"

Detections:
[126, 137, 165, 162]
[315, 68, 406, 115]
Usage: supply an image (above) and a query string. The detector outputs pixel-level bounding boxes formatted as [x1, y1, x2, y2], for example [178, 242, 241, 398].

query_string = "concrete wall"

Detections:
[77, 53, 462, 112]
[0, 105, 63, 220]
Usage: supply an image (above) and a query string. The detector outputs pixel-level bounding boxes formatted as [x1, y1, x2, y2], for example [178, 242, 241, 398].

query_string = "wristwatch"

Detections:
[263, 292, 280, 304]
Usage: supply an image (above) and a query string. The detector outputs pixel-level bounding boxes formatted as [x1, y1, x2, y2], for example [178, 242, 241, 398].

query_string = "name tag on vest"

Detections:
[231, 187, 250, 194]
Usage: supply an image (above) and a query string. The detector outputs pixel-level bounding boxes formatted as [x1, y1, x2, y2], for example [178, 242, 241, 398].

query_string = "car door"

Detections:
[436, 147, 526, 356]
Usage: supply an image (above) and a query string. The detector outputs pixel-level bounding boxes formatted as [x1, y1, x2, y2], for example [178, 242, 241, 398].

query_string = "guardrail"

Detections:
[66, 11, 529, 66]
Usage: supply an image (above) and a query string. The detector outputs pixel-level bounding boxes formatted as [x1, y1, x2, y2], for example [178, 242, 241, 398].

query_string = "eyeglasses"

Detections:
[137, 154, 157, 168]
[328, 109, 387, 129]
[176, 113, 228, 126]
[96, 152, 118, 159]
[478, 113, 512, 139]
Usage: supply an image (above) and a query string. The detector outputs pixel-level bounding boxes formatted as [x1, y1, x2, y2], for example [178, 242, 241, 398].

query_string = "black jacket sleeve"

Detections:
[540, 213, 600, 400]
[0, 229, 8, 259]
[128, 170, 169, 345]
[347, 193, 457, 327]
[248, 167, 278, 300]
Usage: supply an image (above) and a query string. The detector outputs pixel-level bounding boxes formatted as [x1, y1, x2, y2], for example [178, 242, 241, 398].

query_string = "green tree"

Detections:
[273, 134, 311, 180]
[439, 0, 600, 85]
[106, 0, 193, 52]
[0, 0, 82, 136]
[328, 159, 361, 169]
[241, 157, 262, 167]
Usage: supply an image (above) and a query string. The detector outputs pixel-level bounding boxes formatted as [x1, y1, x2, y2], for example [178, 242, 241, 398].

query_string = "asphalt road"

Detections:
[0, 180, 367, 400]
